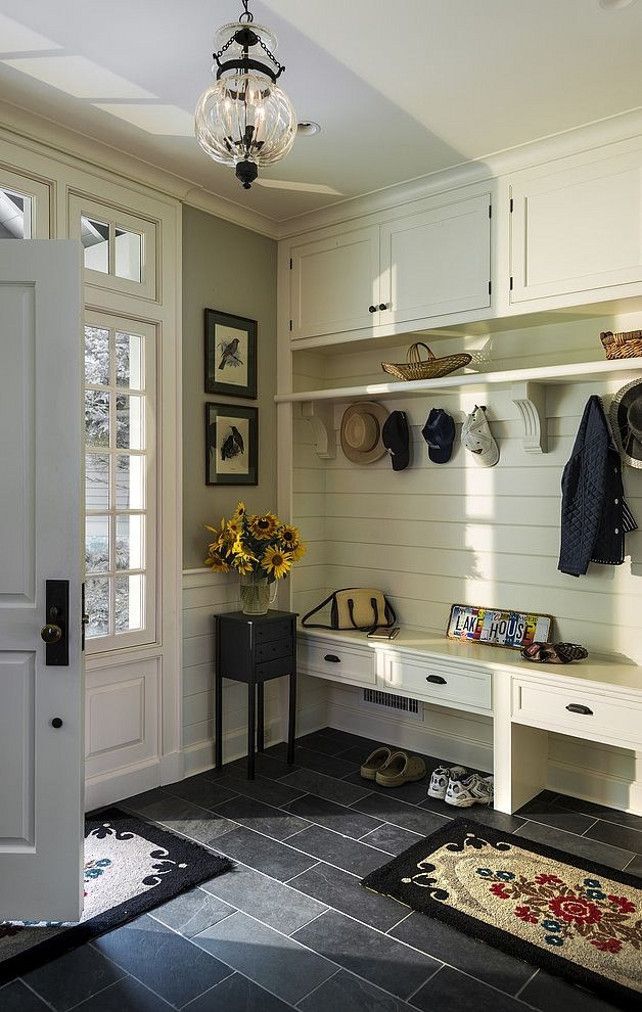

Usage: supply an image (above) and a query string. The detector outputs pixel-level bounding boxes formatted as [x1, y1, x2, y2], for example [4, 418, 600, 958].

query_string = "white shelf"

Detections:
[275, 357, 642, 405]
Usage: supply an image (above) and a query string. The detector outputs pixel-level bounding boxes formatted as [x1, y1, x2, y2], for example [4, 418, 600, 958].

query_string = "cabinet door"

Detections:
[289, 226, 379, 340]
[510, 149, 642, 305]
[378, 193, 492, 326]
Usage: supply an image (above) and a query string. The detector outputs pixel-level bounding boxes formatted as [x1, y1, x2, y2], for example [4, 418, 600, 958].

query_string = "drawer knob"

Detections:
[565, 703, 593, 716]
[426, 674, 447, 685]
[368, 305, 377, 313]
[324, 653, 341, 663]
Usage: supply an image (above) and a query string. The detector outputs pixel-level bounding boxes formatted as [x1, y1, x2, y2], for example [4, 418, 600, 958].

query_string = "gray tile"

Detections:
[299, 969, 416, 1011]
[0, 980, 52, 1011]
[70, 975, 175, 1011]
[351, 793, 451, 837]
[287, 824, 390, 877]
[269, 744, 357, 780]
[515, 796, 597, 835]
[419, 796, 527, 834]
[288, 861, 407, 931]
[202, 861, 327, 934]
[284, 793, 383, 840]
[360, 823, 425, 856]
[138, 795, 235, 845]
[292, 909, 440, 1000]
[625, 854, 642, 877]
[584, 818, 642, 855]
[93, 914, 230, 1007]
[151, 885, 235, 937]
[554, 794, 642, 834]
[519, 969, 621, 1012]
[279, 768, 372, 806]
[185, 972, 293, 1011]
[296, 731, 351, 756]
[214, 794, 311, 841]
[225, 753, 300, 781]
[193, 910, 336, 1005]
[411, 966, 525, 1012]
[342, 771, 431, 806]
[326, 731, 392, 756]
[516, 820, 635, 870]
[22, 943, 125, 1011]
[390, 911, 534, 994]
[217, 771, 307, 808]
[212, 825, 318, 881]
[118, 786, 171, 813]
[167, 775, 239, 810]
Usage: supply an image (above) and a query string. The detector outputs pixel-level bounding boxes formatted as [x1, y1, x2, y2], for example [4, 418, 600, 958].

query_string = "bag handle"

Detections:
[347, 595, 380, 633]
[301, 591, 337, 629]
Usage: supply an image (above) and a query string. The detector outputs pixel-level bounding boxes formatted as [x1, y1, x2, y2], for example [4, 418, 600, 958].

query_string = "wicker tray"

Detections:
[381, 341, 472, 381]
[600, 330, 642, 360]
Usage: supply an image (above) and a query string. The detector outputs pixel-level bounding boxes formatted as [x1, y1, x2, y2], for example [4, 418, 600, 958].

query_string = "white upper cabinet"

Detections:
[379, 193, 492, 326]
[289, 225, 380, 340]
[510, 147, 642, 306]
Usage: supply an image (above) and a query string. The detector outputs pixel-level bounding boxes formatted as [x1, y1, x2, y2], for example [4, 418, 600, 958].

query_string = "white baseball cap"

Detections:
[461, 405, 499, 467]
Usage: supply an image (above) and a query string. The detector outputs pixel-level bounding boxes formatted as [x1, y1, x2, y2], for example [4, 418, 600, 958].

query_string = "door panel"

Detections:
[0, 240, 83, 921]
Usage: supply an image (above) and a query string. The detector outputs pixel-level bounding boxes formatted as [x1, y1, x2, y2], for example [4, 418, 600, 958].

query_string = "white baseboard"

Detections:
[183, 717, 283, 777]
[85, 757, 163, 812]
[547, 759, 642, 815]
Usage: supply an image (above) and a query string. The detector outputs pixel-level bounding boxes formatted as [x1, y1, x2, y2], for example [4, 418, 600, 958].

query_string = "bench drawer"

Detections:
[298, 638, 376, 686]
[511, 678, 642, 748]
[383, 655, 492, 712]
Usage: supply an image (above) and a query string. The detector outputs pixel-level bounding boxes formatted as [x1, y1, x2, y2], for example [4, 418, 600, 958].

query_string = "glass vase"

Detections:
[239, 572, 276, 615]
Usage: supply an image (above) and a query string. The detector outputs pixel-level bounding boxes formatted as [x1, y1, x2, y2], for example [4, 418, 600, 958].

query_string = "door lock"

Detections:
[41, 623, 63, 644]
[42, 580, 69, 665]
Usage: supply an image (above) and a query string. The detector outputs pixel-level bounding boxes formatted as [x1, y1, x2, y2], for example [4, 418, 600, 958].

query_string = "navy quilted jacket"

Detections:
[558, 396, 637, 577]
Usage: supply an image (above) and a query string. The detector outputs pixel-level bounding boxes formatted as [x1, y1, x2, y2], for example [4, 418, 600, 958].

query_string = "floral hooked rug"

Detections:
[362, 819, 642, 1008]
[0, 807, 232, 986]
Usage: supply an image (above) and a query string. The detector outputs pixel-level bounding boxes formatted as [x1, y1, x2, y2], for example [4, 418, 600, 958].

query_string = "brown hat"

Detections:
[610, 379, 642, 469]
[340, 401, 389, 464]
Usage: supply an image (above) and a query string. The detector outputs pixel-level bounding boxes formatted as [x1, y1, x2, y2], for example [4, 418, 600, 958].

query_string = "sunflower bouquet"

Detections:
[204, 502, 306, 583]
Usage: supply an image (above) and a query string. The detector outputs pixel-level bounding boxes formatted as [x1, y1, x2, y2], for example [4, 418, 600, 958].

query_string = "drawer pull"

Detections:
[426, 674, 447, 685]
[566, 703, 593, 716]
[324, 653, 341, 663]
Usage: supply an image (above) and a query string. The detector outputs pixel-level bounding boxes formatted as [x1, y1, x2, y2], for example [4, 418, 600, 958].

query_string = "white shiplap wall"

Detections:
[290, 314, 642, 807]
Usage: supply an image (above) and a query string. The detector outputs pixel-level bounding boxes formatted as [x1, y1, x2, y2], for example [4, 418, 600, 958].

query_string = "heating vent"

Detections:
[362, 688, 423, 721]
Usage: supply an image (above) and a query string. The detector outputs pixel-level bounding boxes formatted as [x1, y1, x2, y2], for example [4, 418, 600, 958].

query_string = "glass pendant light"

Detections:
[195, 0, 297, 189]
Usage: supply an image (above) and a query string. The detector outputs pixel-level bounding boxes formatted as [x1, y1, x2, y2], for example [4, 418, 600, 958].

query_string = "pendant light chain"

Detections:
[239, 0, 254, 22]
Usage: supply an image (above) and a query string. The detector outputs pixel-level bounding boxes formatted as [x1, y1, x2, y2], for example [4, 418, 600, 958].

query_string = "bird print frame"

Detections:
[205, 402, 258, 486]
[204, 308, 257, 399]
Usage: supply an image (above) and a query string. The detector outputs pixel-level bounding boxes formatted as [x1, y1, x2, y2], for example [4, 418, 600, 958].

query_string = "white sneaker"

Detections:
[445, 773, 494, 808]
[427, 765, 467, 801]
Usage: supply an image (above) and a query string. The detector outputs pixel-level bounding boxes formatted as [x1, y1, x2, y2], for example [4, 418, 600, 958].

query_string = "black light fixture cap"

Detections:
[236, 159, 258, 189]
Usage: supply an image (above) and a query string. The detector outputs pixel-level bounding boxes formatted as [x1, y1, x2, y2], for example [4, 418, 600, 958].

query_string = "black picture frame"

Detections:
[205, 402, 258, 486]
[204, 308, 257, 399]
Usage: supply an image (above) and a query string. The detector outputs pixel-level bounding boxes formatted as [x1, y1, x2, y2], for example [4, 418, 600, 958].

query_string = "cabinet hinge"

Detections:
[509, 276, 514, 291]
[509, 197, 514, 212]
[289, 319, 293, 331]
[488, 204, 492, 219]
[289, 258, 293, 269]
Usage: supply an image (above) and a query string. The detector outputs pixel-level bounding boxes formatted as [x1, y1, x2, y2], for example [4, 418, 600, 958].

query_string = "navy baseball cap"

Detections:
[422, 408, 455, 464]
[382, 410, 410, 471]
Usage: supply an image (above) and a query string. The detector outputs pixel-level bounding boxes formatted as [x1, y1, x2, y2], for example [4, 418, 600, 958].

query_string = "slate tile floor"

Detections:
[4, 728, 641, 1011]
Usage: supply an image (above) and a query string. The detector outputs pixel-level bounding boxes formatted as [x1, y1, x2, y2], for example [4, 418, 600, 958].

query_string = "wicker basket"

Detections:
[600, 330, 642, 360]
[381, 341, 472, 381]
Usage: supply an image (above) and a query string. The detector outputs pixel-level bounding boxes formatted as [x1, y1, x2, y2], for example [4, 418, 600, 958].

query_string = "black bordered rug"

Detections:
[362, 819, 642, 1009]
[0, 806, 233, 985]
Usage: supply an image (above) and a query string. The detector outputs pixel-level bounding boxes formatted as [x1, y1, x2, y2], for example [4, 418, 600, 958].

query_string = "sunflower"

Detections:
[204, 519, 228, 553]
[232, 500, 247, 519]
[290, 541, 307, 562]
[204, 550, 231, 573]
[231, 537, 256, 563]
[261, 545, 293, 579]
[279, 524, 301, 548]
[249, 512, 279, 540]
[225, 517, 243, 540]
[235, 556, 255, 575]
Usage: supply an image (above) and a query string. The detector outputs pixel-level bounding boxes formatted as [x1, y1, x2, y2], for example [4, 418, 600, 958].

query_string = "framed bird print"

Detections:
[205, 402, 258, 486]
[204, 308, 257, 399]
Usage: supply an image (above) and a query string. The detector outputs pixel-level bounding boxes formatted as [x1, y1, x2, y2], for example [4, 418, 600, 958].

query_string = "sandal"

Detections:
[521, 642, 588, 664]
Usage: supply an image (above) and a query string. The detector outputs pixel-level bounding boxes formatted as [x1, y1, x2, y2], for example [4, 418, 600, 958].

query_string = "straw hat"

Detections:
[340, 401, 389, 464]
[610, 379, 642, 469]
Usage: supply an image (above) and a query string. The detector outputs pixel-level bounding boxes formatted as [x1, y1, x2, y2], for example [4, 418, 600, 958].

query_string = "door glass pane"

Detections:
[85, 577, 110, 639]
[116, 394, 144, 449]
[85, 516, 110, 572]
[85, 454, 110, 510]
[114, 227, 142, 282]
[85, 390, 110, 447]
[0, 188, 31, 238]
[81, 217, 109, 273]
[85, 327, 110, 385]
[116, 515, 144, 570]
[115, 330, 143, 389]
[115, 573, 144, 632]
[115, 454, 144, 510]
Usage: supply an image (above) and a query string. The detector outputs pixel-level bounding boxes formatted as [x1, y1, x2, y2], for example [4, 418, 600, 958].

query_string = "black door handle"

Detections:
[324, 654, 341, 663]
[368, 305, 377, 313]
[565, 703, 593, 716]
[44, 580, 69, 666]
[426, 674, 447, 685]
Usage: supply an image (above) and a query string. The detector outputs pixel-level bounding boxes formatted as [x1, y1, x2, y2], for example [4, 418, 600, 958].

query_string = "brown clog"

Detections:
[360, 747, 392, 780]
[375, 751, 427, 788]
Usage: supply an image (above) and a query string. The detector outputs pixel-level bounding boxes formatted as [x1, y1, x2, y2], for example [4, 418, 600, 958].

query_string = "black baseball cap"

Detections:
[422, 408, 455, 464]
[382, 410, 410, 471]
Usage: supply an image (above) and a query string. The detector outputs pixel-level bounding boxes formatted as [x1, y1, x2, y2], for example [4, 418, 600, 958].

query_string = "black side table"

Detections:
[214, 610, 297, 779]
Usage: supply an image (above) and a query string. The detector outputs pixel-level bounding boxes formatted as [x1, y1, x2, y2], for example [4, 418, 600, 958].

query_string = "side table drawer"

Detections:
[511, 678, 642, 748]
[298, 638, 376, 686]
[255, 656, 294, 681]
[383, 655, 492, 712]
[255, 618, 293, 644]
[256, 638, 293, 663]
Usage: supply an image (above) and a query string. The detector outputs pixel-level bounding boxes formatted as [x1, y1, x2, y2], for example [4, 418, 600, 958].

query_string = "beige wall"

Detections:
[182, 204, 278, 569]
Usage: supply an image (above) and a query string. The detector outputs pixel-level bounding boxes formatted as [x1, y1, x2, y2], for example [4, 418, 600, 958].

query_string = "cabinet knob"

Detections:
[368, 305, 377, 313]
[51, 717, 63, 729]
[426, 674, 447, 685]
[565, 703, 593, 716]
[379, 303, 388, 311]
[324, 654, 341, 663]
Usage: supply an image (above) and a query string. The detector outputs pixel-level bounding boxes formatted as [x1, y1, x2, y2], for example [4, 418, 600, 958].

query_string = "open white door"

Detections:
[0, 240, 84, 921]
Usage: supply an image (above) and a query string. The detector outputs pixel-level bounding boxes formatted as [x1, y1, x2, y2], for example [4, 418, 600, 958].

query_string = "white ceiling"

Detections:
[0, 0, 641, 223]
